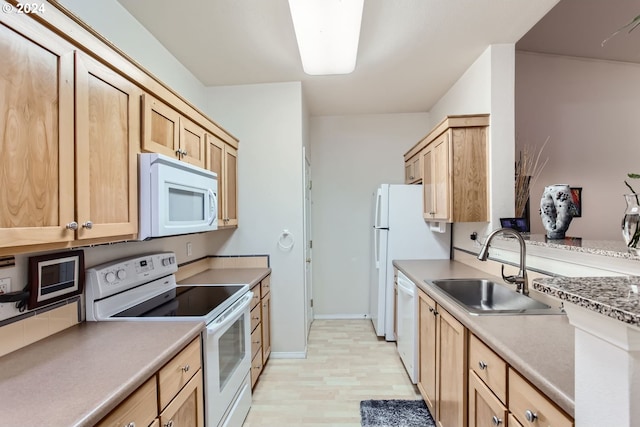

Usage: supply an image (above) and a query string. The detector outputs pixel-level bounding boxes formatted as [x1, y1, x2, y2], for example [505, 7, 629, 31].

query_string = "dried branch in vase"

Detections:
[515, 137, 549, 218]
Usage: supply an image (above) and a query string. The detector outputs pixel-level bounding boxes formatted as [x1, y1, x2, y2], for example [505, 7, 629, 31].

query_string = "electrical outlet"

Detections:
[0, 277, 10, 294]
[186, 242, 193, 257]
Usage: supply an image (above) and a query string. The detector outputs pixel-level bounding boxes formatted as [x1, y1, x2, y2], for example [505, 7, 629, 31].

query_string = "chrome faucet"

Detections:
[477, 228, 529, 295]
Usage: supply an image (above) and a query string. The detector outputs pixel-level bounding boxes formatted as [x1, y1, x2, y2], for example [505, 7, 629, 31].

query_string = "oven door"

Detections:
[205, 291, 252, 427]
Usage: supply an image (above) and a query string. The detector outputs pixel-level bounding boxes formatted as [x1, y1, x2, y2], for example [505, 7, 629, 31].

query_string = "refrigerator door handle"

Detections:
[374, 227, 379, 268]
[375, 187, 383, 228]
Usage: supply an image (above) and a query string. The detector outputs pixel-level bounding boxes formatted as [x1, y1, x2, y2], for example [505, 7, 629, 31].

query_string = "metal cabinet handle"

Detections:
[175, 149, 182, 156]
[492, 415, 502, 426]
[525, 410, 538, 422]
[164, 420, 174, 427]
[82, 221, 93, 229]
[182, 150, 188, 156]
[66, 221, 78, 230]
[125, 422, 136, 427]
[478, 360, 488, 370]
[252, 316, 260, 320]
[181, 364, 190, 373]
[428, 306, 434, 313]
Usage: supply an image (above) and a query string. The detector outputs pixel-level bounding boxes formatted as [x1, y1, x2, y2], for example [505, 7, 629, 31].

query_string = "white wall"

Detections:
[429, 44, 517, 253]
[205, 82, 307, 356]
[515, 51, 640, 240]
[310, 113, 430, 316]
[57, 0, 207, 110]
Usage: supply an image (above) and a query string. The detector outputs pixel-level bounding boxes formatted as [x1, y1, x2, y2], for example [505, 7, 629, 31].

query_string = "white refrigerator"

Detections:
[370, 184, 450, 341]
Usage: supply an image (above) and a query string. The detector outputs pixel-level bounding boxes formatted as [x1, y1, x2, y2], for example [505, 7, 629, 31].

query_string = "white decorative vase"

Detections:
[540, 184, 574, 239]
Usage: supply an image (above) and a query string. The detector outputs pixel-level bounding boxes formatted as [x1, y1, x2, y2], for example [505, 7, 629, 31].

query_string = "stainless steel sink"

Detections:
[423, 278, 565, 315]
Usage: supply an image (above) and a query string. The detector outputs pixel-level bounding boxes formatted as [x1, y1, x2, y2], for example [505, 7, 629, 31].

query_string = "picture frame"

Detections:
[570, 187, 582, 218]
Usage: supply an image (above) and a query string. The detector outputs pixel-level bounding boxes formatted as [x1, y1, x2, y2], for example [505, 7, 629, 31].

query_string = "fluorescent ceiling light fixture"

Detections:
[288, 0, 364, 75]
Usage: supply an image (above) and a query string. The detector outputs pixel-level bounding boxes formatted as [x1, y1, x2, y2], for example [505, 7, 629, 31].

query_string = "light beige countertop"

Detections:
[393, 259, 575, 417]
[178, 267, 271, 287]
[0, 320, 204, 427]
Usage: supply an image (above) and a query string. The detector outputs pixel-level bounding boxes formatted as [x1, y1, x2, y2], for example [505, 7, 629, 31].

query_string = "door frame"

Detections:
[302, 147, 313, 342]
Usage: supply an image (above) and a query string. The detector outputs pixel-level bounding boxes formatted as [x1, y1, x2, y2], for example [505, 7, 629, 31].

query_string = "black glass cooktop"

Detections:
[113, 285, 246, 318]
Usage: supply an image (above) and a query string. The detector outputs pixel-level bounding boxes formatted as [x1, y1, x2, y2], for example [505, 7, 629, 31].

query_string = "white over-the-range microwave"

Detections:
[138, 153, 218, 240]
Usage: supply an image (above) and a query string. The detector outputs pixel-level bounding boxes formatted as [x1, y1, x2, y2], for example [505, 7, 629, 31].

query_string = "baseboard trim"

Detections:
[270, 351, 307, 359]
[313, 314, 370, 320]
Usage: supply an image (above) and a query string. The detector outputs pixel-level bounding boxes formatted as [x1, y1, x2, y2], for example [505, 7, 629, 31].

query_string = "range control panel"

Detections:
[85, 252, 177, 300]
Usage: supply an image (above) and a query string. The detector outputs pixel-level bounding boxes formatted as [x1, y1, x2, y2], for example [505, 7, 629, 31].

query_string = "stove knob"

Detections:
[105, 272, 116, 283]
[162, 258, 171, 266]
[116, 269, 127, 280]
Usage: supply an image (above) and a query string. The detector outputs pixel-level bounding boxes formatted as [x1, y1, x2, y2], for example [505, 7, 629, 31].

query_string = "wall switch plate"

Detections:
[0, 277, 10, 294]
[186, 242, 193, 257]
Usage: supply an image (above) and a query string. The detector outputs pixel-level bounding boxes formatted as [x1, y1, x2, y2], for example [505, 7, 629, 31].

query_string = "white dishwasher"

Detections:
[396, 271, 418, 384]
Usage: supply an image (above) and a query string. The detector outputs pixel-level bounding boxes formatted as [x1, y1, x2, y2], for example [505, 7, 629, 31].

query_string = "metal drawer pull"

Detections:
[492, 415, 502, 426]
[82, 221, 93, 229]
[125, 422, 136, 427]
[478, 360, 488, 370]
[164, 420, 174, 427]
[181, 364, 190, 373]
[66, 221, 78, 230]
[525, 410, 538, 422]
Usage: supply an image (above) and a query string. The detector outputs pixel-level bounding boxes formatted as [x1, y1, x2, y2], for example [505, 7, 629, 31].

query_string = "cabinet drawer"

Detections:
[250, 284, 261, 310]
[261, 276, 271, 298]
[251, 351, 263, 388]
[251, 324, 262, 359]
[96, 377, 157, 427]
[251, 304, 261, 332]
[508, 368, 573, 427]
[469, 334, 507, 404]
[158, 338, 202, 410]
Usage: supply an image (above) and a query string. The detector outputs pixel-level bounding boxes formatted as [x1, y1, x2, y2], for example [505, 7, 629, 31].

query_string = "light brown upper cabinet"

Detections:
[0, 13, 139, 252]
[404, 153, 422, 184]
[404, 115, 489, 223]
[206, 133, 238, 228]
[142, 94, 206, 168]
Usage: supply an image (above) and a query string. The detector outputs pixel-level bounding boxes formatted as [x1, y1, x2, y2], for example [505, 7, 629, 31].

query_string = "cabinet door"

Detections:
[179, 116, 205, 168]
[205, 133, 224, 226]
[451, 127, 488, 222]
[469, 371, 508, 427]
[261, 290, 271, 362]
[436, 306, 467, 427]
[0, 15, 76, 248]
[225, 145, 238, 226]
[159, 369, 205, 427]
[418, 290, 438, 418]
[422, 148, 434, 220]
[75, 53, 139, 240]
[142, 93, 181, 158]
[432, 132, 451, 221]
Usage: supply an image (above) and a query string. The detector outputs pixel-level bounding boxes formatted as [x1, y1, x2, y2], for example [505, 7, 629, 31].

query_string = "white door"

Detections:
[303, 148, 313, 338]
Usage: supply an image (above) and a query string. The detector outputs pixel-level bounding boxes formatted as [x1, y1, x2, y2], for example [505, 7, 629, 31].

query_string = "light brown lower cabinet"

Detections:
[96, 337, 204, 427]
[468, 333, 574, 427]
[417, 288, 467, 426]
[250, 274, 272, 388]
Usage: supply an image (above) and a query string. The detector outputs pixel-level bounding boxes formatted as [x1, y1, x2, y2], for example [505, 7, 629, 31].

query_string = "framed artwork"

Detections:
[570, 187, 582, 218]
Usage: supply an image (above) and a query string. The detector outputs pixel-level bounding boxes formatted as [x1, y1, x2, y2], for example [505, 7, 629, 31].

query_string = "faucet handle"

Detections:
[500, 265, 523, 284]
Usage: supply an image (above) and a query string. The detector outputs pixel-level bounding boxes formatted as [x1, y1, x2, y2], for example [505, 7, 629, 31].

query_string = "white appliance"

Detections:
[370, 184, 450, 341]
[396, 271, 418, 383]
[85, 253, 252, 427]
[139, 153, 218, 240]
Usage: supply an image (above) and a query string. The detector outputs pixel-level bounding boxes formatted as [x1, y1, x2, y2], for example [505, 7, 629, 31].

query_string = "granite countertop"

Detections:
[504, 233, 640, 260]
[0, 321, 204, 427]
[393, 259, 575, 418]
[533, 276, 640, 326]
[178, 267, 271, 288]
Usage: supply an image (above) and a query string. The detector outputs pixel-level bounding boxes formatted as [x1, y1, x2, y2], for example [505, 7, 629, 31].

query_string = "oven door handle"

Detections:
[207, 292, 253, 334]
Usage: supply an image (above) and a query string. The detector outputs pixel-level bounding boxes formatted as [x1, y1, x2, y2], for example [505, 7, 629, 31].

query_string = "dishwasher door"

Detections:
[396, 271, 418, 384]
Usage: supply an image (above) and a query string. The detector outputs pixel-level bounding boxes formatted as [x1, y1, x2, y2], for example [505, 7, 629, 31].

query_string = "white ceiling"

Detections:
[115, 0, 565, 116]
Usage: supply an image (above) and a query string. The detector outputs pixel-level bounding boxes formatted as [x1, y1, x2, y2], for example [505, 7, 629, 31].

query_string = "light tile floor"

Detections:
[243, 319, 422, 427]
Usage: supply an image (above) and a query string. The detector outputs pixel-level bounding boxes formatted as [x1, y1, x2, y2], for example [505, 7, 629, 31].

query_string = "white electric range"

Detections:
[85, 252, 252, 427]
